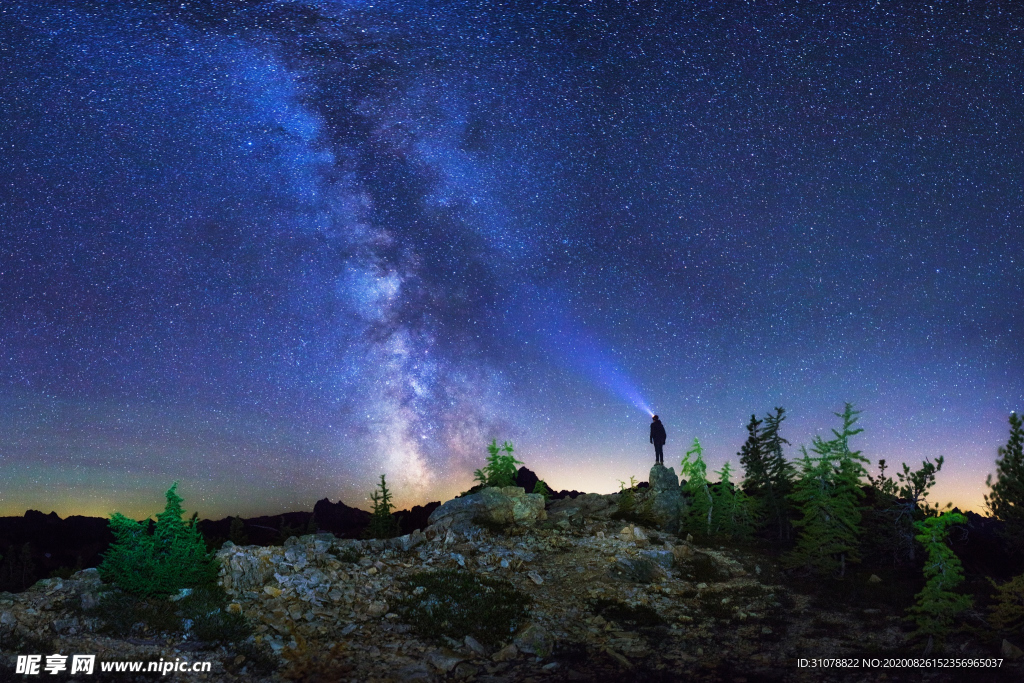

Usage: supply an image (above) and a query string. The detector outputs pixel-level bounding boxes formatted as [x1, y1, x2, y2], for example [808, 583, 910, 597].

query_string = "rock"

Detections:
[514, 623, 554, 657]
[426, 647, 464, 672]
[366, 600, 389, 618]
[492, 643, 519, 662]
[0, 611, 16, 626]
[453, 662, 481, 679]
[868, 574, 882, 583]
[1003, 639, 1024, 660]
[396, 663, 436, 681]
[464, 635, 488, 656]
[640, 548, 674, 569]
[51, 617, 79, 634]
[647, 464, 687, 534]
[669, 543, 693, 564]
[426, 487, 546, 535]
[618, 524, 649, 545]
[527, 571, 544, 585]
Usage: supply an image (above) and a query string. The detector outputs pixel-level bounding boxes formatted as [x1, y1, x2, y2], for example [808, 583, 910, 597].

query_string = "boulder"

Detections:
[514, 623, 554, 657]
[647, 464, 686, 534]
[426, 487, 546, 535]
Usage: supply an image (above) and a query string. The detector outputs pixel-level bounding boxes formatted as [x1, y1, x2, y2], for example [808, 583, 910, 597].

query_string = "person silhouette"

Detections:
[650, 415, 666, 465]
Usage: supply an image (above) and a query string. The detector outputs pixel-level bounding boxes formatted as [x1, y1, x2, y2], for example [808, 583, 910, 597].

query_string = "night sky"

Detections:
[1, 0, 1021, 520]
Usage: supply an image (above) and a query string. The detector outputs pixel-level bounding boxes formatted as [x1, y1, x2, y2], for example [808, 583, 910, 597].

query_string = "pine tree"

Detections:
[985, 411, 1024, 555]
[365, 474, 401, 539]
[712, 462, 755, 540]
[906, 512, 972, 646]
[740, 408, 795, 540]
[783, 404, 868, 577]
[98, 482, 219, 597]
[681, 438, 714, 538]
[228, 516, 250, 546]
[532, 480, 552, 501]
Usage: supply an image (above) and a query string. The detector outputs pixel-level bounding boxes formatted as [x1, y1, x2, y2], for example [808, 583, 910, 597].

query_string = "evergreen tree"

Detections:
[98, 482, 219, 598]
[711, 462, 755, 540]
[532, 480, 552, 501]
[783, 404, 868, 577]
[906, 512, 972, 647]
[985, 411, 1024, 555]
[228, 516, 249, 546]
[866, 456, 948, 566]
[365, 474, 401, 539]
[740, 407, 795, 540]
[474, 440, 523, 488]
[681, 438, 714, 538]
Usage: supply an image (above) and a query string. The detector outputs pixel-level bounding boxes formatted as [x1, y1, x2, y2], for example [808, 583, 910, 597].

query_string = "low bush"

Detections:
[82, 583, 253, 645]
[396, 569, 530, 647]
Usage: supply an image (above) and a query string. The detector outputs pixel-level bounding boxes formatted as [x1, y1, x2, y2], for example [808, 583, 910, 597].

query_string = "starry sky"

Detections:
[1, 0, 1021, 520]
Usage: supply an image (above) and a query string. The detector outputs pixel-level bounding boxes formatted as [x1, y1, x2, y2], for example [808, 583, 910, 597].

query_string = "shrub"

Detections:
[532, 480, 552, 501]
[988, 573, 1024, 633]
[83, 582, 253, 644]
[396, 569, 530, 646]
[97, 482, 219, 598]
[474, 440, 523, 488]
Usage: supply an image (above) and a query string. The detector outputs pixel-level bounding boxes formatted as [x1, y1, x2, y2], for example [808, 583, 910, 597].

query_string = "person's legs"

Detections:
[654, 443, 664, 464]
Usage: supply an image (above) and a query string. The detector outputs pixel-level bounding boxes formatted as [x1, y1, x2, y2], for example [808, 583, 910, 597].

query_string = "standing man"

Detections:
[650, 415, 666, 465]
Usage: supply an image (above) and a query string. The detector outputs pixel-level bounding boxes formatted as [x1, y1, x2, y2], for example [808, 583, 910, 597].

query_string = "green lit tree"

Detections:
[906, 512, 972, 647]
[681, 438, 714, 537]
[532, 480, 552, 501]
[711, 461, 756, 540]
[784, 404, 869, 577]
[97, 482, 219, 598]
[364, 474, 401, 539]
[474, 440, 523, 488]
[985, 411, 1024, 555]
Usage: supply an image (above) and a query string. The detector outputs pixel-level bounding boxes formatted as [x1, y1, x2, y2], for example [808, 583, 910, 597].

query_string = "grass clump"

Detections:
[396, 569, 530, 647]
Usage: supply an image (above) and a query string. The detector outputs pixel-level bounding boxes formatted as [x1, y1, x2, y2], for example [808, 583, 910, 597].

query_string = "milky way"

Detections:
[1, 0, 1021, 518]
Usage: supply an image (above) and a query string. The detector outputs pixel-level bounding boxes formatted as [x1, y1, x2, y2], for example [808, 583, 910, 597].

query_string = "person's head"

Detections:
[652, 415, 659, 421]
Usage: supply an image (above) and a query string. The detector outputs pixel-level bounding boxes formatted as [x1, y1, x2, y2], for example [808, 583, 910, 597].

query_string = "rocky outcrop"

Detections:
[426, 487, 546, 535]
[0, 502, 1013, 682]
[647, 464, 686, 534]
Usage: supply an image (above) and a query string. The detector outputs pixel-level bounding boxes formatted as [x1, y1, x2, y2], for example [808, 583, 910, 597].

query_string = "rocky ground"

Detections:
[1, 489, 1021, 683]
